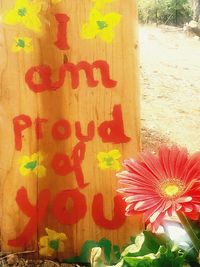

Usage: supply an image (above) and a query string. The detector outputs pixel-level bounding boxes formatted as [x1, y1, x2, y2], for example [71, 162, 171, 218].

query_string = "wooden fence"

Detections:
[0, 0, 141, 262]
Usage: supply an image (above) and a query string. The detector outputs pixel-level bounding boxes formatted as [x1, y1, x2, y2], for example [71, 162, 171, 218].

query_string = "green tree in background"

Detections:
[138, 0, 192, 25]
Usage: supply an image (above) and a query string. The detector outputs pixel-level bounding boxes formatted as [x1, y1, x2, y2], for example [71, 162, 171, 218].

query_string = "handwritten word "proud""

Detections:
[13, 105, 131, 151]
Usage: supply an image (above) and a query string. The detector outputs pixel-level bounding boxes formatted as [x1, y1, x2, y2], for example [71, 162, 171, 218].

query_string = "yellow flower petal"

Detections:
[98, 13, 121, 43]
[98, 28, 114, 43]
[45, 228, 67, 240]
[89, 9, 103, 21]
[14, 0, 30, 9]
[81, 23, 98, 39]
[108, 149, 121, 160]
[104, 12, 122, 27]
[39, 229, 67, 256]
[81, 8, 121, 43]
[12, 45, 21, 52]
[18, 155, 30, 164]
[92, 0, 114, 9]
[45, 228, 60, 240]
[33, 165, 46, 178]
[39, 236, 49, 247]
[110, 160, 121, 171]
[30, 152, 39, 162]
[30, 151, 44, 163]
[39, 246, 54, 257]
[24, 44, 33, 53]
[22, 36, 31, 42]
[18, 152, 46, 177]
[97, 149, 121, 170]
[98, 161, 110, 170]
[3, 8, 19, 25]
[81, 9, 101, 40]
[97, 152, 108, 161]
[99, 160, 114, 170]
[22, 14, 42, 32]
[57, 233, 67, 241]
[12, 37, 33, 53]
[19, 164, 31, 176]
[29, 0, 42, 13]
[3, 0, 42, 32]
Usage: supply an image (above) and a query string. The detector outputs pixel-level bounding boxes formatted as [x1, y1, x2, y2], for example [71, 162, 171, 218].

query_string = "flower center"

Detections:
[104, 156, 114, 166]
[18, 8, 27, 17]
[17, 39, 25, 48]
[24, 160, 38, 170]
[160, 179, 184, 198]
[97, 20, 108, 30]
[165, 185, 179, 197]
[49, 240, 59, 251]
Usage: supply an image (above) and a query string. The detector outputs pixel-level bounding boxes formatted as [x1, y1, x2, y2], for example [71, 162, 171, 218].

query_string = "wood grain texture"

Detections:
[0, 0, 141, 259]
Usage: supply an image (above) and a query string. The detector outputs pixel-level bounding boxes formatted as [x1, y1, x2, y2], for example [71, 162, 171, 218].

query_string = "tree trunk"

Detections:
[192, 0, 200, 21]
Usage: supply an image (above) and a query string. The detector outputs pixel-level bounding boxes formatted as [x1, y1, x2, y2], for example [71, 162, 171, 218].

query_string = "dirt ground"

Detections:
[140, 25, 200, 153]
[0, 254, 75, 267]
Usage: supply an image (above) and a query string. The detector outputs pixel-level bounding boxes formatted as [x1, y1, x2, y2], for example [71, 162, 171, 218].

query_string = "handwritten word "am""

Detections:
[25, 60, 117, 93]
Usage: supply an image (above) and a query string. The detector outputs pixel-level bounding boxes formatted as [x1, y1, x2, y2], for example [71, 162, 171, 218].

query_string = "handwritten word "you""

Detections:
[8, 187, 126, 247]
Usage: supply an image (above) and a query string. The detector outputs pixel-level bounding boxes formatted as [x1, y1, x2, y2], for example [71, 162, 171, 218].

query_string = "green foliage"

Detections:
[151, 245, 185, 267]
[64, 238, 120, 264]
[123, 231, 172, 258]
[138, 0, 192, 26]
[90, 231, 200, 267]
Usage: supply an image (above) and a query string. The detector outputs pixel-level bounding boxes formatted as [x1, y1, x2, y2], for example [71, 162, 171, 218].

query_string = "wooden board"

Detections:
[0, 0, 141, 261]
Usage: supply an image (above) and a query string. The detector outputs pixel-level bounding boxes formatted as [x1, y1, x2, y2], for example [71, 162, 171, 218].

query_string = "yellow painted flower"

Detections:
[12, 37, 33, 53]
[97, 149, 121, 171]
[3, 0, 42, 32]
[81, 9, 121, 43]
[39, 228, 67, 257]
[18, 152, 46, 178]
[92, 0, 114, 9]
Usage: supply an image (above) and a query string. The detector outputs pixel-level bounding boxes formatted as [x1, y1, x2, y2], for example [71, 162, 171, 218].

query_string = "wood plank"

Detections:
[0, 0, 141, 260]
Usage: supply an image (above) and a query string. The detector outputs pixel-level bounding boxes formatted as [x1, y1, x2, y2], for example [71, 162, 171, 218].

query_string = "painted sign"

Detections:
[0, 0, 141, 261]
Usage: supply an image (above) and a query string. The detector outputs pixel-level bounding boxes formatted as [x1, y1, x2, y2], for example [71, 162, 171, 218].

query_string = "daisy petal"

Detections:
[117, 146, 200, 230]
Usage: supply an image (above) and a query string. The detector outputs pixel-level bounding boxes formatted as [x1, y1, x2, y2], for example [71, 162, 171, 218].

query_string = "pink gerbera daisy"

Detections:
[117, 146, 200, 231]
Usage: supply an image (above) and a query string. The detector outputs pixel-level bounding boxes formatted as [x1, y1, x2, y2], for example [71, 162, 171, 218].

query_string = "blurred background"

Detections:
[139, 0, 200, 153]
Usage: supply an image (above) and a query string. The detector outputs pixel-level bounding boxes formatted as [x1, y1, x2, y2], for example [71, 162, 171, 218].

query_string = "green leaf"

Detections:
[65, 238, 112, 264]
[123, 231, 171, 258]
[90, 247, 105, 267]
[183, 247, 199, 267]
[154, 245, 185, 267]
[49, 239, 59, 251]
[142, 231, 171, 254]
[121, 233, 145, 256]
[90, 248, 124, 267]
[124, 254, 156, 267]
[24, 160, 37, 170]
[113, 245, 121, 261]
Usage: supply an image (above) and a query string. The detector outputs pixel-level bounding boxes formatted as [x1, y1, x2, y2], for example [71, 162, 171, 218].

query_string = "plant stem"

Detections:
[177, 212, 200, 252]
